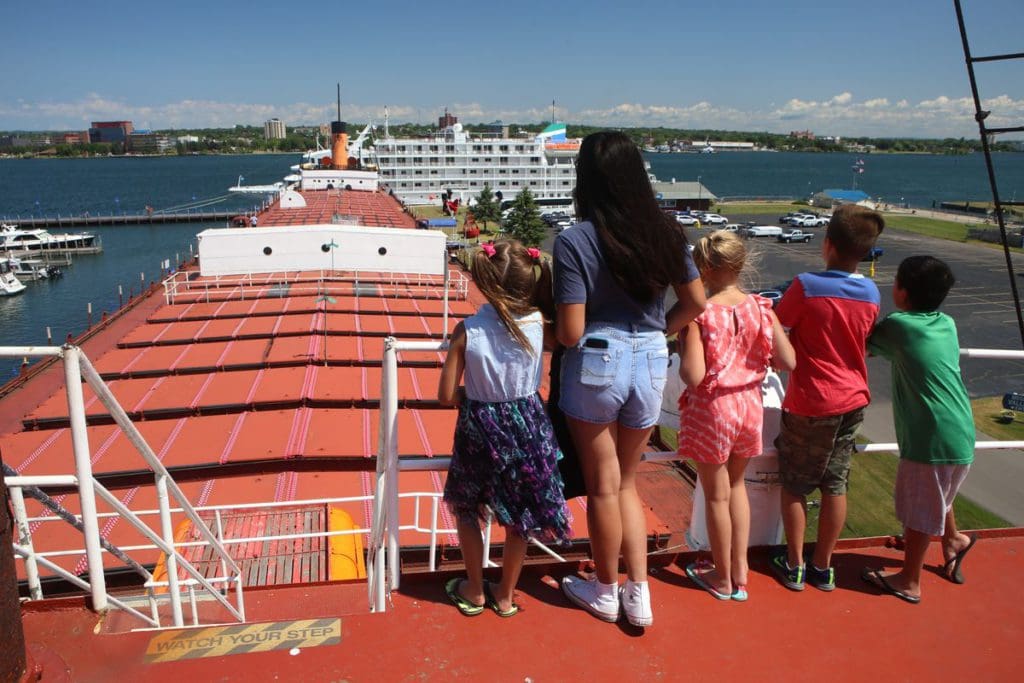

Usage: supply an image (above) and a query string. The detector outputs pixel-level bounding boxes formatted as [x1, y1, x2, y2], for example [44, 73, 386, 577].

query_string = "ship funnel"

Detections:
[331, 121, 349, 170]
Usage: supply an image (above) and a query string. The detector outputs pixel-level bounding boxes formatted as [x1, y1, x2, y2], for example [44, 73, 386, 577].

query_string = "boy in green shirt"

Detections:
[863, 255, 977, 604]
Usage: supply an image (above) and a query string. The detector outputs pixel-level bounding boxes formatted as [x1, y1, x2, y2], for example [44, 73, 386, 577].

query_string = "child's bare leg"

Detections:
[696, 461, 732, 593]
[877, 526, 929, 598]
[781, 490, 807, 568]
[727, 456, 750, 586]
[455, 518, 486, 606]
[812, 493, 846, 570]
[941, 507, 973, 565]
[493, 532, 528, 612]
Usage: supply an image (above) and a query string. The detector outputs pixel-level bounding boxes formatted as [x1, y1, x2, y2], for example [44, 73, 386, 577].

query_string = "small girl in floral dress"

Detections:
[678, 230, 796, 601]
[439, 240, 570, 617]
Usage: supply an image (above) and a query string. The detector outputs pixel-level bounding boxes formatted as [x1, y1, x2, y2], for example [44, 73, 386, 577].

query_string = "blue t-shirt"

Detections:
[553, 221, 699, 331]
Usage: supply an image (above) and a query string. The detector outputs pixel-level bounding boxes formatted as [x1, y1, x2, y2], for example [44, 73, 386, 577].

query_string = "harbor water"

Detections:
[1, 151, 1022, 380]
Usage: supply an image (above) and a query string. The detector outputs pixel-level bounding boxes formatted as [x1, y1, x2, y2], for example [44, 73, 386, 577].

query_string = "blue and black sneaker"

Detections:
[770, 553, 805, 591]
[806, 564, 836, 592]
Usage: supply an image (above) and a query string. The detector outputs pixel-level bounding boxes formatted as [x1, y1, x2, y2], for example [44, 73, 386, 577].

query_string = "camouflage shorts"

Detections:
[775, 408, 864, 497]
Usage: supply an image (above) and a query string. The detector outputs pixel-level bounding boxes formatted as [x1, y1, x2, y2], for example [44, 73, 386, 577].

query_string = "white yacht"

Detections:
[0, 224, 100, 252]
[368, 114, 580, 206]
[0, 258, 27, 296]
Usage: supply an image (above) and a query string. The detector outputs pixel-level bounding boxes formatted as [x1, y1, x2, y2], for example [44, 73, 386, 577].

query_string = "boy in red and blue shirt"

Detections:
[771, 204, 884, 592]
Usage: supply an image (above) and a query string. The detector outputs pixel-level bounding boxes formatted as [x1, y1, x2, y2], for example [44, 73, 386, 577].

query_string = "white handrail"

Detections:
[2, 344, 245, 629]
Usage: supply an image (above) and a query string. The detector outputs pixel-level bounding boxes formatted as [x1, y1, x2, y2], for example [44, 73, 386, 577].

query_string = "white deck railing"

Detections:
[1, 345, 245, 629]
[161, 269, 470, 306]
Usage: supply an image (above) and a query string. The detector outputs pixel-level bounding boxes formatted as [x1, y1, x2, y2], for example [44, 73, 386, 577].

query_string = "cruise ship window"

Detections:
[499, 145, 509, 151]
[531, 157, 540, 163]
[484, 157, 492, 163]
[530, 181, 538, 186]
[471, 157, 480, 163]
[430, 170, 438, 175]
[397, 146, 406, 152]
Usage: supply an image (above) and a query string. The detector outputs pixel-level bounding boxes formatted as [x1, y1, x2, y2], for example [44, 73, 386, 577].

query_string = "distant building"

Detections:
[438, 110, 458, 128]
[177, 135, 199, 144]
[651, 179, 717, 212]
[264, 118, 286, 140]
[812, 189, 870, 207]
[128, 131, 174, 154]
[89, 120, 134, 144]
[60, 132, 87, 145]
[789, 130, 816, 140]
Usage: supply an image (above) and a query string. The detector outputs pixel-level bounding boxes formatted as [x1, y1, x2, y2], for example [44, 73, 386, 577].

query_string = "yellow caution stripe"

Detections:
[145, 618, 341, 663]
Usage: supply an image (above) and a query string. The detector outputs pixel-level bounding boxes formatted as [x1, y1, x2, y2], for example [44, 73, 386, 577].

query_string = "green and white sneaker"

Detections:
[806, 564, 836, 592]
[770, 553, 805, 591]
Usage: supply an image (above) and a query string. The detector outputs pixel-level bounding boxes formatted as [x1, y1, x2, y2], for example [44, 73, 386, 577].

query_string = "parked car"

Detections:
[756, 289, 783, 307]
[675, 213, 700, 226]
[722, 223, 742, 233]
[778, 212, 804, 224]
[861, 246, 884, 261]
[778, 229, 814, 243]
[743, 225, 783, 238]
[701, 213, 728, 225]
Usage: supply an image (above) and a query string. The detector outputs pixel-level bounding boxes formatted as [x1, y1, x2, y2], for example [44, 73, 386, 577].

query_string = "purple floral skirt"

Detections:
[443, 393, 571, 544]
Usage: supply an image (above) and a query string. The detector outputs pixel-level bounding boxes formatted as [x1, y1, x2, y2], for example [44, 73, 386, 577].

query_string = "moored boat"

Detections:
[0, 223, 101, 253]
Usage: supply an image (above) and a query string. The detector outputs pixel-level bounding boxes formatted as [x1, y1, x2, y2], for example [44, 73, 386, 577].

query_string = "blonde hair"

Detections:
[470, 240, 551, 352]
[693, 230, 747, 278]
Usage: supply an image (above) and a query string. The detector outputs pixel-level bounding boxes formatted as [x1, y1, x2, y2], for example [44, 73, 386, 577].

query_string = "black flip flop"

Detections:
[861, 568, 920, 604]
[942, 533, 978, 585]
[484, 581, 519, 618]
[445, 577, 485, 616]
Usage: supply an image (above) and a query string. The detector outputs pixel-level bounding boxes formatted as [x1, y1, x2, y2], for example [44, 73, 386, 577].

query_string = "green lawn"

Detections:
[971, 396, 1024, 441]
[659, 424, 1009, 541]
[880, 214, 972, 241]
[716, 201, 806, 215]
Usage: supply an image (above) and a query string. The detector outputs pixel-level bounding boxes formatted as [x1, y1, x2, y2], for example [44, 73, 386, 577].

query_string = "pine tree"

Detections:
[504, 188, 547, 247]
[472, 184, 501, 230]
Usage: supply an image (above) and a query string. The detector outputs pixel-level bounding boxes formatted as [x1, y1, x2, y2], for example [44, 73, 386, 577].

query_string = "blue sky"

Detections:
[1, 0, 1022, 138]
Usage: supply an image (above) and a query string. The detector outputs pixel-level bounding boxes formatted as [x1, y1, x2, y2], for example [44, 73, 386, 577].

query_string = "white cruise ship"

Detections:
[370, 114, 580, 206]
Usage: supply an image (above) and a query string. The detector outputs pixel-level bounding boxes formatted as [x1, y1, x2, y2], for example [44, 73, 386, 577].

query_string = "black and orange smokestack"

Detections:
[331, 121, 348, 170]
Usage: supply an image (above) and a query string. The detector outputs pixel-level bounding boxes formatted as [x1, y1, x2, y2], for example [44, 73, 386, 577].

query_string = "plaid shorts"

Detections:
[895, 460, 971, 536]
[775, 408, 864, 496]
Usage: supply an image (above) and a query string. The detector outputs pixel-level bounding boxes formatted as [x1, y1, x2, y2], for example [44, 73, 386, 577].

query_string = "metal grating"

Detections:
[181, 505, 327, 587]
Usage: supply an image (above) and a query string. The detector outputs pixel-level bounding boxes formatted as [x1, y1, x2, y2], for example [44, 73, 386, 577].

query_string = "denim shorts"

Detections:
[559, 323, 670, 430]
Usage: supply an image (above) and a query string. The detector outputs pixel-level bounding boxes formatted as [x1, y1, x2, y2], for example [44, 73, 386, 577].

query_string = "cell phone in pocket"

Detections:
[583, 337, 609, 349]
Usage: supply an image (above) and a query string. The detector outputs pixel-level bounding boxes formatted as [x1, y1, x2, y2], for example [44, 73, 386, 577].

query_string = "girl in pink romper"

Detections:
[678, 230, 796, 601]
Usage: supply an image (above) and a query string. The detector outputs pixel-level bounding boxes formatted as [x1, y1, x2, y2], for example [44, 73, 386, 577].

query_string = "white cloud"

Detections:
[2, 92, 1023, 139]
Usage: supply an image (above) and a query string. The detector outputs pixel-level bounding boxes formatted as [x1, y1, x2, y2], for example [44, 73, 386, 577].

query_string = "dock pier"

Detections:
[1, 211, 241, 229]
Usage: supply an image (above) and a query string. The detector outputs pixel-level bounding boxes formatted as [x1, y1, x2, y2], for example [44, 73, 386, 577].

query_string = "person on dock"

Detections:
[678, 230, 795, 602]
[554, 131, 705, 627]
[770, 204, 883, 592]
[862, 255, 977, 603]
[438, 239, 570, 618]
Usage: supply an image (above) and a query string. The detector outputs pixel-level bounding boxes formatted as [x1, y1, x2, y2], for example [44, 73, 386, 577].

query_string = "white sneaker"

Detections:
[561, 575, 620, 622]
[619, 579, 653, 627]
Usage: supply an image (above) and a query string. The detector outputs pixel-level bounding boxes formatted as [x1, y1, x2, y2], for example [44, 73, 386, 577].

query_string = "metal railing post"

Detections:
[8, 486, 41, 600]
[382, 337, 401, 591]
[155, 473, 184, 627]
[428, 495, 439, 572]
[63, 346, 108, 612]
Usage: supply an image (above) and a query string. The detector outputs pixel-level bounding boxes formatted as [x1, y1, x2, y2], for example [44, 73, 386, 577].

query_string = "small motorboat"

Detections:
[0, 258, 27, 295]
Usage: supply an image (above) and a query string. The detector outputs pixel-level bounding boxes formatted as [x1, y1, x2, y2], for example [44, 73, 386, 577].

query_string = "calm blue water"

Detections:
[645, 151, 1024, 208]
[0, 151, 1021, 379]
[0, 154, 299, 378]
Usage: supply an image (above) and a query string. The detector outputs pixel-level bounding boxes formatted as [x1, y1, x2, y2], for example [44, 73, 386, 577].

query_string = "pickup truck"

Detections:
[744, 225, 783, 237]
[793, 215, 829, 227]
[778, 229, 813, 243]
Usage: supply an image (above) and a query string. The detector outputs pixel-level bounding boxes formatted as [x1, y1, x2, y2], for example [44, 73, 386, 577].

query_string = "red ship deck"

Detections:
[5, 187, 1022, 680]
[19, 532, 1023, 681]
